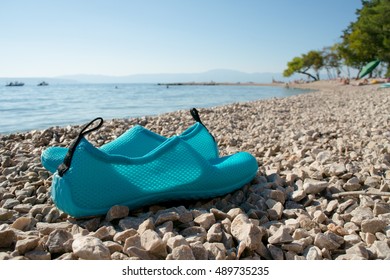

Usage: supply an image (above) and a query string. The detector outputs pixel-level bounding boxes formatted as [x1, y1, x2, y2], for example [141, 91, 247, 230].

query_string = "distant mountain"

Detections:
[58, 69, 290, 84]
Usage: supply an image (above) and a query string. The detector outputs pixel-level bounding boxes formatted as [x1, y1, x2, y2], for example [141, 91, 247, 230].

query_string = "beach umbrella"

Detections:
[359, 60, 381, 79]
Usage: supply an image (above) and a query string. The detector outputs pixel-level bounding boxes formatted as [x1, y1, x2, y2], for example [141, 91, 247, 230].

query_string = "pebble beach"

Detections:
[1, 81, 390, 260]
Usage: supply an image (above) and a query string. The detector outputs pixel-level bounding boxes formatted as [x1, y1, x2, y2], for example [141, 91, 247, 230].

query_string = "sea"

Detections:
[0, 83, 309, 135]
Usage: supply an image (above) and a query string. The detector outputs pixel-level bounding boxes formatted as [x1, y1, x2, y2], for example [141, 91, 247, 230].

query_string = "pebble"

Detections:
[0, 229, 16, 248]
[0, 208, 13, 221]
[361, 218, 387, 234]
[72, 236, 111, 260]
[343, 177, 362, 191]
[303, 179, 328, 194]
[105, 205, 129, 222]
[268, 227, 293, 244]
[46, 229, 73, 254]
[167, 245, 195, 260]
[314, 233, 341, 250]
[140, 229, 167, 257]
[15, 237, 40, 254]
[194, 213, 216, 230]
[370, 241, 390, 259]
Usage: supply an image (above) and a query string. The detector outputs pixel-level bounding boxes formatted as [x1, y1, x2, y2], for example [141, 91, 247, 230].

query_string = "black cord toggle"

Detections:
[189, 108, 215, 142]
[57, 117, 103, 177]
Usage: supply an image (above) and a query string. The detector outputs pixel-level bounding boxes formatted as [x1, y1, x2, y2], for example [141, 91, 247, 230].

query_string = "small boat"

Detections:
[6, 81, 24, 87]
[37, 81, 49, 86]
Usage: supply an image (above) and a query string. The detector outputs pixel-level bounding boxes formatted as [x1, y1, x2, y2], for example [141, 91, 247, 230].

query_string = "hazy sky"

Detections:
[1, 0, 361, 77]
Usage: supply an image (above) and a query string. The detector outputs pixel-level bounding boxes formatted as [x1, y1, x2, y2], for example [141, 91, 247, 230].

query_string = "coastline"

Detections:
[1, 80, 390, 260]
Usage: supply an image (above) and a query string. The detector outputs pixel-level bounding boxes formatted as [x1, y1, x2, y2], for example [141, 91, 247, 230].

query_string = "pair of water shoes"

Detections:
[42, 109, 258, 218]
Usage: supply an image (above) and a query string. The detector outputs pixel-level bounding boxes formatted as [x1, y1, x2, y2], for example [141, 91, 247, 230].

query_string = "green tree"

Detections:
[322, 45, 342, 79]
[341, 0, 390, 76]
[283, 50, 324, 81]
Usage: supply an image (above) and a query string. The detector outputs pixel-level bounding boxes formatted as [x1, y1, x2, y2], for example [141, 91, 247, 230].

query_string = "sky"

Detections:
[0, 0, 361, 77]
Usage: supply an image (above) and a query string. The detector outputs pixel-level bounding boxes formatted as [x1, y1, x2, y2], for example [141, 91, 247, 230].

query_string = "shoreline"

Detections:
[1, 80, 390, 260]
[157, 81, 285, 87]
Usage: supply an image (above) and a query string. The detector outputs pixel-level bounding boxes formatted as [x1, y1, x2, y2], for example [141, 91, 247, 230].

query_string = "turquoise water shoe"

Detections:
[41, 108, 218, 173]
[51, 118, 258, 218]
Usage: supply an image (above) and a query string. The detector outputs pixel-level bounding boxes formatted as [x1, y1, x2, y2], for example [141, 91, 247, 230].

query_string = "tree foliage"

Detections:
[283, 50, 324, 81]
[284, 0, 390, 80]
[341, 0, 390, 76]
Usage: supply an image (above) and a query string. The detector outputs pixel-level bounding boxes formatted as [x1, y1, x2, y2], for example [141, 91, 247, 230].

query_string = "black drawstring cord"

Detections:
[57, 117, 103, 177]
[190, 108, 215, 142]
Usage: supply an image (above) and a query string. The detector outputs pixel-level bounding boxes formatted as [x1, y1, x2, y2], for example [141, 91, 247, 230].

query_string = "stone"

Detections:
[13, 203, 32, 214]
[370, 241, 390, 259]
[326, 200, 339, 213]
[291, 190, 306, 201]
[350, 207, 374, 225]
[304, 246, 322, 260]
[113, 229, 138, 243]
[365, 232, 376, 246]
[364, 177, 380, 188]
[313, 210, 327, 224]
[267, 244, 284, 260]
[111, 251, 129, 260]
[36, 222, 73, 235]
[181, 226, 207, 243]
[272, 202, 284, 219]
[316, 151, 331, 164]
[281, 242, 304, 254]
[292, 228, 310, 240]
[155, 210, 180, 225]
[361, 218, 386, 234]
[0, 208, 13, 221]
[167, 235, 188, 251]
[373, 202, 390, 216]
[268, 227, 293, 244]
[314, 233, 341, 250]
[210, 208, 229, 220]
[207, 223, 223, 243]
[194, 213, 216, 230]
[15, 237, 40, 254]
[25, 250, 51, 260]
[137, 218, 154, 235]
[176, 206, 193, 223]
[103, 241, 123, 254]
[46, 229, 73, 254]
[203, 242, 226, 260]
[118, 216, 145, 230]
[72, 236, 111, 260]
[156, 221, 173, 237]
[343, 177, 362, 191]
[123, 234, 141, 251]
[329, 163, 346, 176]
[0, 229, 16, 248]
[338, 199, 356, 213]
[168, 245, 195, 260]
[140, 229, 167, 257]
[11, 216, 36, 231]
[2, 199, 19, 209]
[188, 241, 207, 260]
[344, 234, 362, 246]
[227, 208, 244, 220]
[79, 217, 101, 232]
[303, 179, 328, 194]
[125, 247, 152, 260]
[285, 219, 300, 230]
[105, 205, 129, 222]
[345, 243, 369, 259]
[231, 214, 264, 250]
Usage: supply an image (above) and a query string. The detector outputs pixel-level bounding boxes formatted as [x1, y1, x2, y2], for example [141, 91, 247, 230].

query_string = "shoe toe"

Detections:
[41, 147, 68, 173]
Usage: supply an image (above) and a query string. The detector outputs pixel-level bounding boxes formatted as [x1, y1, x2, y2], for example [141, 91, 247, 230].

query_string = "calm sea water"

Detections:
[0, 83, 309, 134]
